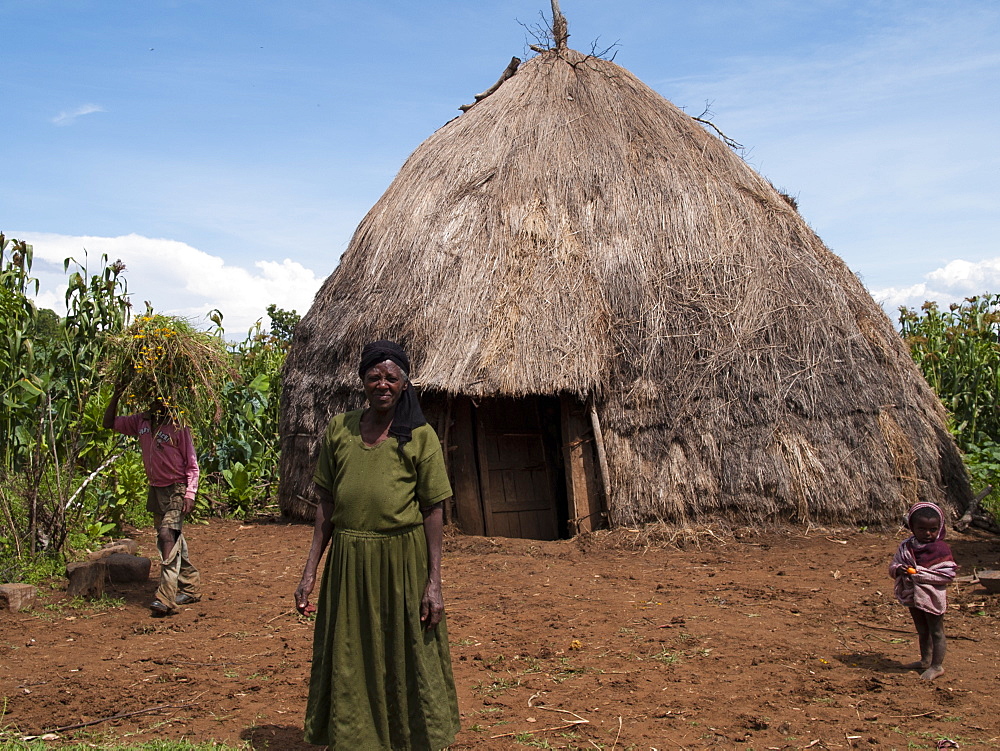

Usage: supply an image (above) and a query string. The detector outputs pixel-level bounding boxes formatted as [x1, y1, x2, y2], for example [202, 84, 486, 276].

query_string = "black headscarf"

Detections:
[358, 340, 427, 448]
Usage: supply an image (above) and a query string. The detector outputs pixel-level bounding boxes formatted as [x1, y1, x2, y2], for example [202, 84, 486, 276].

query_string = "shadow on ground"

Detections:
[241, 724, 317, 750]
[835, 652, 915, 674]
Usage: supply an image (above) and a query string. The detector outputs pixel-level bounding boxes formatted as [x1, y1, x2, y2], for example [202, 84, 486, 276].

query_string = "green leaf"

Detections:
[16, 378, 43, 396]
[248, 373, 270, 392]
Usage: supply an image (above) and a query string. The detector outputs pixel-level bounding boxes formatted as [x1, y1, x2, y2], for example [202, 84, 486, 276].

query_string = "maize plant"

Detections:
[899, 295, 1000, 452]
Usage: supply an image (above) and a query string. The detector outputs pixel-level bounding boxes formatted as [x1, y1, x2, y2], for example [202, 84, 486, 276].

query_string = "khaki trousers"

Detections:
[148, 484, 200, 611]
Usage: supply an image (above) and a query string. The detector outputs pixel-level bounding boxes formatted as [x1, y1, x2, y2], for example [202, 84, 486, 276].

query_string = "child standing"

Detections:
[889, 502, 958, 680]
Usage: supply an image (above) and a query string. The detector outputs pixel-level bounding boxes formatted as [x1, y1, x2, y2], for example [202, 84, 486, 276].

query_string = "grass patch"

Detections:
[473, 672, 520, 696]
[516, 656, 543, 674]
[549, 657, 590, 683]
[651, 649, 681, 665]
[515, 734, 553, 748]
[44, 594, 125, 613]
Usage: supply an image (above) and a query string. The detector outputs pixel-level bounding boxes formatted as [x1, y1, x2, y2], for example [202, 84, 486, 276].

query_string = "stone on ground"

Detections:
[0, 583, 38, 612]
[66, 560, 107, 599]
[87, 539, 139, 560]
[105, 553, 151, 583]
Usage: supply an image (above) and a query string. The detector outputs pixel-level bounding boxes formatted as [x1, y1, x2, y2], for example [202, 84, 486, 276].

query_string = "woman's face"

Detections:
[363, 360, 408, 414]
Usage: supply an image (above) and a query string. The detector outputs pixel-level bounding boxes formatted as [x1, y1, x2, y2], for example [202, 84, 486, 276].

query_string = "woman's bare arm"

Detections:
[295, 486, 335, 614]
[420, 501, 446, 630]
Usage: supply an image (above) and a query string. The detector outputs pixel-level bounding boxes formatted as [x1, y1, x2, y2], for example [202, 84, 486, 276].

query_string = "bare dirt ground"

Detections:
[2, 519, 1000, 750]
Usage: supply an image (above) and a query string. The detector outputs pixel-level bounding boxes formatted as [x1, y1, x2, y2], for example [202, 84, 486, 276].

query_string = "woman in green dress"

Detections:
[295, 340, 460, 750]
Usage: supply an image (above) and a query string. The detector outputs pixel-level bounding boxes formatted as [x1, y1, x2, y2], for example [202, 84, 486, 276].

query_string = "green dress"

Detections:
[304, 410, 460, 750]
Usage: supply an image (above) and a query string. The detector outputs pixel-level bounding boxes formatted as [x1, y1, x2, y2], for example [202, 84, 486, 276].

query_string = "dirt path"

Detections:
[2, 519, 999, 749]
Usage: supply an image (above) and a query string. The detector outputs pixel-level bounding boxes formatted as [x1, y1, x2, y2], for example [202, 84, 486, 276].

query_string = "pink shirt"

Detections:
[114, 414, 200, 500]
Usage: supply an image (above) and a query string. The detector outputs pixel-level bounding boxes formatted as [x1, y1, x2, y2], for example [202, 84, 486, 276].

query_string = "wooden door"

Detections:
[475, 397, 561, 540]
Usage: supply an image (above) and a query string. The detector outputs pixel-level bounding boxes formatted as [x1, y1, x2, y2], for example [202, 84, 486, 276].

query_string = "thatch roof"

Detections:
[279, 47, 970, 527]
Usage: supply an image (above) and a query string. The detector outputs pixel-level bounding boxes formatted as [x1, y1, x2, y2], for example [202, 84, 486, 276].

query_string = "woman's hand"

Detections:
[295, 572, 317, 615]
[420, 579, 444, 630]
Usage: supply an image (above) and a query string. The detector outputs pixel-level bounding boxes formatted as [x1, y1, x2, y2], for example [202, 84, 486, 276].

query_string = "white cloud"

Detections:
[870, 256, 1000, 316]
[869, 282, 943, 315]
[926, 258, 1000, 292]
[51, 104, 105, 126]
[12, 232, 324, 336]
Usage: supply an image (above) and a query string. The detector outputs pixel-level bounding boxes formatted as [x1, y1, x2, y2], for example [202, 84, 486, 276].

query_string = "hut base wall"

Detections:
[600, 405, 971, 530]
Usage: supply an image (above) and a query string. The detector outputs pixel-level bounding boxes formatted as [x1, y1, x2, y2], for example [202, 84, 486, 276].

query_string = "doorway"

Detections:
[449, 395, 567, 540]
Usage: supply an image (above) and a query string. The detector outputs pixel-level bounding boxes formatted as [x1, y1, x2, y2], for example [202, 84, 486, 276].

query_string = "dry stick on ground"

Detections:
[858, 621, 979, 641]
[491, 706, 590, 739]
[856, 621, 912, 635]
[491, 720, 588, 739]
[42, 696, 204, 734]
[267, 608, 297, 623]
[153, 660, 242, 667]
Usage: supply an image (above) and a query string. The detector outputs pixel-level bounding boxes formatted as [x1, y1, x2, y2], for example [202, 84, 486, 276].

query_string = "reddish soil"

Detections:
[2, 519, 1000, 750]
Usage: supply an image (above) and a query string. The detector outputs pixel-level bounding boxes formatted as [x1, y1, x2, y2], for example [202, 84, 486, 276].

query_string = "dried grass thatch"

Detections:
[104, 314, 236, 427]
[279, 47, 970, 528]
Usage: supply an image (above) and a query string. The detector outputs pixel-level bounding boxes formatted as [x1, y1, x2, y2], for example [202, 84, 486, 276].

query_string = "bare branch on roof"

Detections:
[460, 57, 522, 112]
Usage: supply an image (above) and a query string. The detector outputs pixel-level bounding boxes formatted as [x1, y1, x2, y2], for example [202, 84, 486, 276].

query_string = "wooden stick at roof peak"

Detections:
[551, 0, 568, 49]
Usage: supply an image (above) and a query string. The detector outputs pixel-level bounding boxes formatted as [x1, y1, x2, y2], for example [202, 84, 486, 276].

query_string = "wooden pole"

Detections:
[441, 397, 454, 525]
[588, 399, 611, 516]
[551, 0, 569, 49]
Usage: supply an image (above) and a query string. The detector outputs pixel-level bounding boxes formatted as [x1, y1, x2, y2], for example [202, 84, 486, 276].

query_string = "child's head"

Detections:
[906, 503, 944, 544]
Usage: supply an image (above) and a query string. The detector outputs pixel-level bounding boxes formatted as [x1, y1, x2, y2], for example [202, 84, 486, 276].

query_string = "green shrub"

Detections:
[0, 231, 291, 580]
[900, 295, 1000, 515]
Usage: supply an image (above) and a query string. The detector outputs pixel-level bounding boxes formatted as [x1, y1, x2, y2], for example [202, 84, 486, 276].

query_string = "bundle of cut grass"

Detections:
[104, 314, 236, 426]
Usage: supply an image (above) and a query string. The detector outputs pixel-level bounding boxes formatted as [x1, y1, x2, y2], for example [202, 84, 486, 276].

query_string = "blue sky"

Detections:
[4, 0, 999, 334]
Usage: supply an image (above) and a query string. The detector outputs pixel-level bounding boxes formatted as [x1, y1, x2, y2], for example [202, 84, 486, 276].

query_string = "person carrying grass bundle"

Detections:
[104, 382, 201, 616]
[294, 340, 460, 750]
[889, 502, 958, 681]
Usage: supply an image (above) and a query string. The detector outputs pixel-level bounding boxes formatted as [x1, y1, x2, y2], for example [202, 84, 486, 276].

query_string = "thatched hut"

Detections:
[278, 36, 971, 538]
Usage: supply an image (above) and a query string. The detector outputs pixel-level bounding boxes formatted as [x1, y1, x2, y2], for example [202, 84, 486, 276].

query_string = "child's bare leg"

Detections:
[920, 613, 946, 681]
[903, 607, 932, 670]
